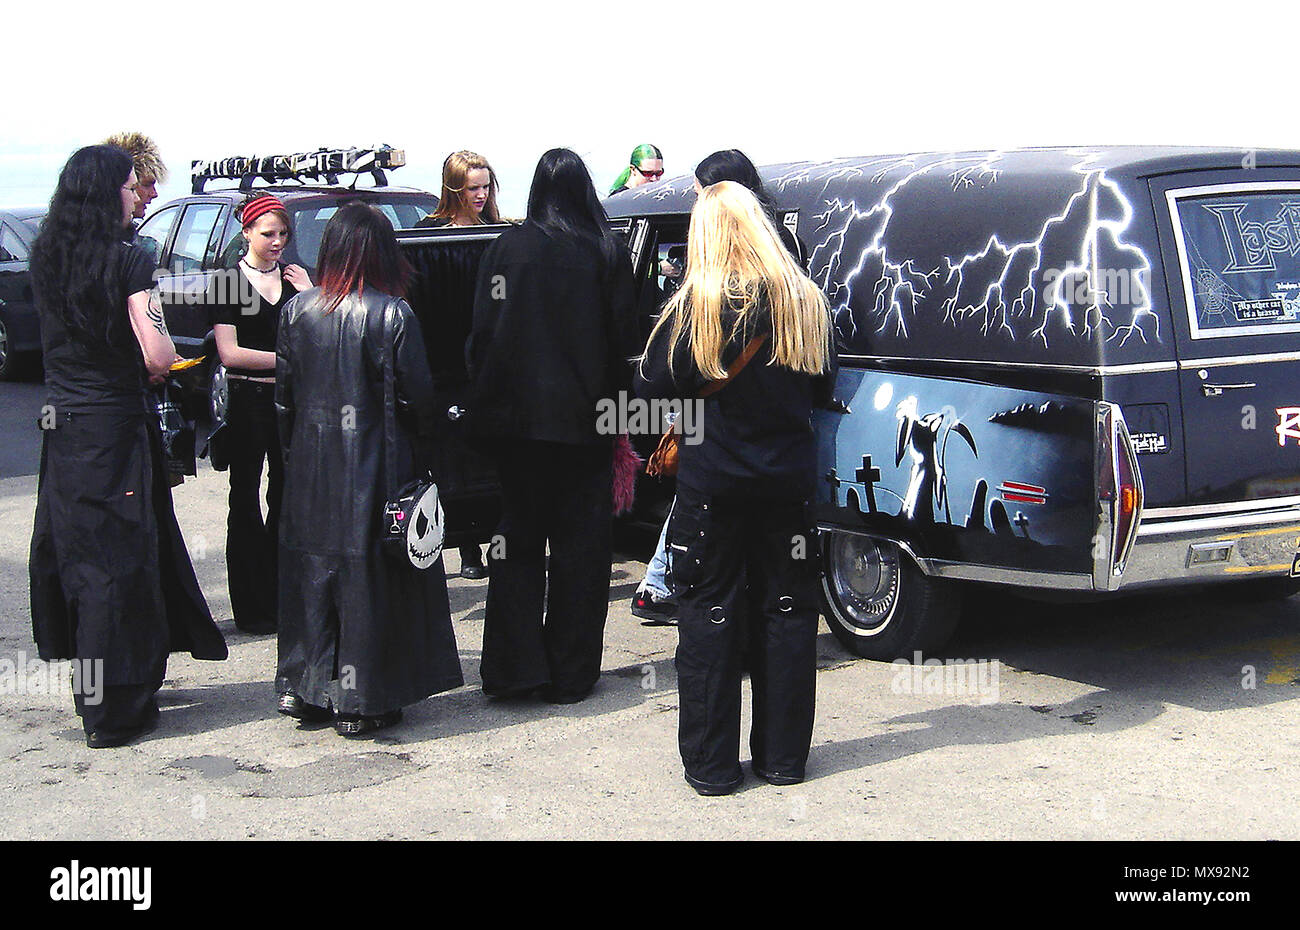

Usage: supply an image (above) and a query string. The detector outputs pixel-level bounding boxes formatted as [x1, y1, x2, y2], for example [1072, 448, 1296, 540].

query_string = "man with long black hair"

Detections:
[29, 145, 226, 748]
[467, 148, 641, 704]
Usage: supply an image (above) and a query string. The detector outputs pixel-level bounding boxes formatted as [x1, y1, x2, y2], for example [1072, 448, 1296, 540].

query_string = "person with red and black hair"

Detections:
[274, 201, 463, 737]
[208, 194, 312, 634]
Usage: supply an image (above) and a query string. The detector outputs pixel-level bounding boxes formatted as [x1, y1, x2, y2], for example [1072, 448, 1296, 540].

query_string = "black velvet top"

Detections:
[208, 265, 298, 377]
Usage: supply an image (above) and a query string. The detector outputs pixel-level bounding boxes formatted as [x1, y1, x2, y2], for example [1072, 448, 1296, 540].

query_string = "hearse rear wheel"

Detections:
[819, 531, 962, 661]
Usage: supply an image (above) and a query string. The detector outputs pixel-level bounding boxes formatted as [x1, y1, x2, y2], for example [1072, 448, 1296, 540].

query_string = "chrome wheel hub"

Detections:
[828, 534, 901, 635]
[210, 364, 228, 422]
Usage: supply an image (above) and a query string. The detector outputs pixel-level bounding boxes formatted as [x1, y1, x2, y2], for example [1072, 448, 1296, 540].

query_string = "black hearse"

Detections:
[606, 147, 1300, 659]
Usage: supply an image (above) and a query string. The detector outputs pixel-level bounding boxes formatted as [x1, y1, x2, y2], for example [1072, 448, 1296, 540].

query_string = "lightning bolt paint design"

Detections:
[630, 180, 692, 203]
[766, 154, 948, 344]
[767, 150, 1159, 349]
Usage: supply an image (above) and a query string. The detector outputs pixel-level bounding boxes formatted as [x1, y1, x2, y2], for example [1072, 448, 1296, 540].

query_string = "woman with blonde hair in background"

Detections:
[417, 150, 502, 579]
[635, 181, 837, 795]
[417, 150, 502, 228]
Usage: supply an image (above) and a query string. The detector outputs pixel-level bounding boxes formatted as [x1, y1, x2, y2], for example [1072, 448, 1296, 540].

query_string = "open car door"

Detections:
[397, 224, 510, 548]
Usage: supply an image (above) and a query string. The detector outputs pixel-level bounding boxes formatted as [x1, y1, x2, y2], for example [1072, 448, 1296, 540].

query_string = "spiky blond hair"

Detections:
[103, 131, 168, 184]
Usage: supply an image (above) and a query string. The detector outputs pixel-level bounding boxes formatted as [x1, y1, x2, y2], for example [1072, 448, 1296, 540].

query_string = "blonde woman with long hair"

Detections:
[635, 181, 837, 795]
[417, 150, 502, 227]
[416, 149, 503, 579]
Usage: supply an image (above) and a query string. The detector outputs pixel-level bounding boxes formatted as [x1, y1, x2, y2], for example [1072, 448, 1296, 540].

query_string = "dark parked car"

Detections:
[146, 183, 438, 399]
[0, 208, 43, 380]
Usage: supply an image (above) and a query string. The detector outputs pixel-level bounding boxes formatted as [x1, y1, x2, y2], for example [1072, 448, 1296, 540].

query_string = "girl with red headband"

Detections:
[208, 194, 312, 634]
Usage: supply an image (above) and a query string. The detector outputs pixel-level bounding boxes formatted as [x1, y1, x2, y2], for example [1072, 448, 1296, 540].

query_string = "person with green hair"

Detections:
[608, 144, 664, 196]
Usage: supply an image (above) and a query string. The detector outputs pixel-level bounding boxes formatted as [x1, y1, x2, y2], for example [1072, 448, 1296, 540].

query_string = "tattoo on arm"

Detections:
[147, 291, 170, 337]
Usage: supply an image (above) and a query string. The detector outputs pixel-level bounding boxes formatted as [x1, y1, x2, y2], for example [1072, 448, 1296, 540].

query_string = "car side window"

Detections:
[137, 205, 180, 266]
[202, 205, 232, 268]
[0, 223, 28, 262]
[392, 202, 436, 228]
[170, 203, 225, 274]
[214, 209, 244, 268]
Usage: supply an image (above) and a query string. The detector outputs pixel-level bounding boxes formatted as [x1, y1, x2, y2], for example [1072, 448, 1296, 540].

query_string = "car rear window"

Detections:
[1168, 183, 1300, 338]
[290, 199, 436, 270]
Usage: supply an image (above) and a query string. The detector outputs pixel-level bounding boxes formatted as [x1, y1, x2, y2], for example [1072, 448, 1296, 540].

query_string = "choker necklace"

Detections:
[241, 258, 279, 274]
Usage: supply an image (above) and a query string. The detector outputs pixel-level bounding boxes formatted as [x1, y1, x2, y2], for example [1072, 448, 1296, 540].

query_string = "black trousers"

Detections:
[225, 380, 282, 630]
[669, 482, 820, 786]
[480, 441, 613, 697]
[75, 662, 163, 738]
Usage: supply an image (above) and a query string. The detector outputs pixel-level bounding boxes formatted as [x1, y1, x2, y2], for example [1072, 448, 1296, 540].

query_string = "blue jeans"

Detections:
[641, 499, 675, 599]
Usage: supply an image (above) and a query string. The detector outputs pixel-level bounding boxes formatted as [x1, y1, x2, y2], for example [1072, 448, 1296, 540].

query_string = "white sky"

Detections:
[2, 0, 1296, 216]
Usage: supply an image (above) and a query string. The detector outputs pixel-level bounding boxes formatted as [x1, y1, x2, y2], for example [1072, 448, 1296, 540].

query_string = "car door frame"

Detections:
[153, 198, 232, 359]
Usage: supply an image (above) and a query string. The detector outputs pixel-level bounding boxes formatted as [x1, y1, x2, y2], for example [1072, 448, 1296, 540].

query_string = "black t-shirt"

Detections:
[208, 265, 297, 377]
[40, 242, 157, 414]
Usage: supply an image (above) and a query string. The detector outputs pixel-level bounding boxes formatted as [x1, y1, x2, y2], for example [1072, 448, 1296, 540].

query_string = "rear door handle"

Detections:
[1201, 382, 1256, 396]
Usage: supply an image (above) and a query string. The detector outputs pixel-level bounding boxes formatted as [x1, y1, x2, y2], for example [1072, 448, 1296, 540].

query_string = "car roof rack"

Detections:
[191, 145, 406, 194]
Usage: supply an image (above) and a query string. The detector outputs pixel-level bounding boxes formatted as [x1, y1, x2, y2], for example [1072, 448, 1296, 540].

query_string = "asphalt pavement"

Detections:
[2, 377, 1299, 841]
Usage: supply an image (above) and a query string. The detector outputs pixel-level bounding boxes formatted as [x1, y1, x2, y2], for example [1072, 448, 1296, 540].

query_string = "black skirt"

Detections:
[29, 405, 227, 685]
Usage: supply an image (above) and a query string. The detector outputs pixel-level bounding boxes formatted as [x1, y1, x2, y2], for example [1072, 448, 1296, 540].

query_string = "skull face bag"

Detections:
[382, 476, 445, 569]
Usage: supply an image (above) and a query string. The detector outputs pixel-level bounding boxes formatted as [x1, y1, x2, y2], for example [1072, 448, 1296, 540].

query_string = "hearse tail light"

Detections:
[1095, 403, 1144, 587]
[1110, 409, 1144, 577]
[1120, 485, 1137, 515]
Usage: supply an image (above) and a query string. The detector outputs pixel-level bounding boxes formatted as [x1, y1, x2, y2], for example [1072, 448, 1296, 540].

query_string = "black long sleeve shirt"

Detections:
[466, 222, 640, 445]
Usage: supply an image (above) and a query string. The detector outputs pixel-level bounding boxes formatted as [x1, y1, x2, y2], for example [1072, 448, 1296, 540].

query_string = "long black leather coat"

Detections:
[274, 288, 463, 714]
